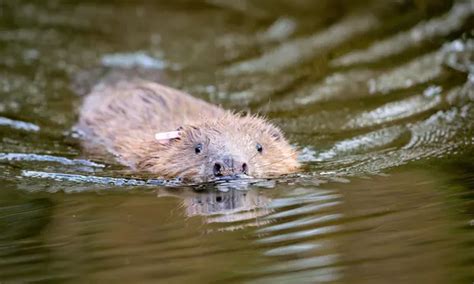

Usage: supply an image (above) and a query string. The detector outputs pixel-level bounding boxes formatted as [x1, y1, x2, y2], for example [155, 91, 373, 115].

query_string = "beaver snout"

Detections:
[213, 156, 248, 177]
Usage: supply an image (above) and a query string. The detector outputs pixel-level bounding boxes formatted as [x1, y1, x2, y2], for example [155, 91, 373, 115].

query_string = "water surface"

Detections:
[1, 0, 474, 283]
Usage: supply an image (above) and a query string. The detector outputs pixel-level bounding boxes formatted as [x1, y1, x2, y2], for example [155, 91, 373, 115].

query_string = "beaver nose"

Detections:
[213, 157, 248, 177]
[242, 163, 248, 174]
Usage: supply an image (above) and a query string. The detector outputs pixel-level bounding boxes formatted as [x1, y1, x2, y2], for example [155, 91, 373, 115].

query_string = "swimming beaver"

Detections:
[77, 80, 300, 183]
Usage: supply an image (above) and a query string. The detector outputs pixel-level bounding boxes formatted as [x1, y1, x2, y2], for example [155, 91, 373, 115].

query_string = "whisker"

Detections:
[248, 152, 260, 163]
[165, 164, 197, 176]
[256, 154, 299, 168]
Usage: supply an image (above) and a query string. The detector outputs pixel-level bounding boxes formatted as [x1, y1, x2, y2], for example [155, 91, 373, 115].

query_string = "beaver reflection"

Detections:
[157, 187, 272, 226]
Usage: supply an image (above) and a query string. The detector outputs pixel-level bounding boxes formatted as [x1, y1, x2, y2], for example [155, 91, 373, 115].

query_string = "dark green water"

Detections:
[1, 0, 474, 283]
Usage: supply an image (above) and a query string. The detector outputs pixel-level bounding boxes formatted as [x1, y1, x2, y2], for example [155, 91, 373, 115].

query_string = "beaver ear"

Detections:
[155, 130, 182, 145]
[268, 126, 283, 141]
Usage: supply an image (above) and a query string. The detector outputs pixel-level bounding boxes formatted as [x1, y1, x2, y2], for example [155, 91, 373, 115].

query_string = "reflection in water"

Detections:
[0, 194, 56, 282]
[157, 187, 272, 227]
[0, 0, 474, 283]
[3, 170, 473, 283]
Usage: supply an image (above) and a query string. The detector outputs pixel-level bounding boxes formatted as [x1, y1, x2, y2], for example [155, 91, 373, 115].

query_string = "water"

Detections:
[1, 0, 474, 283]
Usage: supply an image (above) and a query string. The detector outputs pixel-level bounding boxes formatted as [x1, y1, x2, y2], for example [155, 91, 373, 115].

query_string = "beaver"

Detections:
[77, 80, 300, 183]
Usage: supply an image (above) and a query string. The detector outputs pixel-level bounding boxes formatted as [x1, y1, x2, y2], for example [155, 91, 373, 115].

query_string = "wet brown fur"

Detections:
[77, 80, 300, 182]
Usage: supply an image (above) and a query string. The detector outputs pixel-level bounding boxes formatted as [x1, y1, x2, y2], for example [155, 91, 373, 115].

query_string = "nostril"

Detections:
[213, 163, 222, 176]
[242, 163, 248, 174]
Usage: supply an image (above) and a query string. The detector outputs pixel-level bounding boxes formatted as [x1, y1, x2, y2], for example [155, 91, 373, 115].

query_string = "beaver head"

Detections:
[138, 113, 300, 183]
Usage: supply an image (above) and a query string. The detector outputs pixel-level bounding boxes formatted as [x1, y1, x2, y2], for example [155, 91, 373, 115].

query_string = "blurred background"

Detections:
[0, 0, 473, 283]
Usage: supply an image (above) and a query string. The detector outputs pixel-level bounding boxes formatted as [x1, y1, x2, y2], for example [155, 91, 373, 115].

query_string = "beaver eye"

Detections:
[256, 143, 263, 153]
[195, 143, 203, 154]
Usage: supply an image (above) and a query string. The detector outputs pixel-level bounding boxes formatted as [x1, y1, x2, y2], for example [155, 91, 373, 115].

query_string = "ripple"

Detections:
[248, 267, 342, 284]
[224, 14, 379, 74]
[0, 28, 61, 45]
[265, 201, 341, 220]
[328, 92, 474, 175]
[263, 243, 325, 256]
[268, 192, 341, 209]
[101, 52, 167, 70]
[21, 170, 149, 187]
[259, 17, 297, 43]
[368, 51, 444, 94]
[256, 225, 340, 244]
[261, 254, 340, 273]
[295, 70, 374, 104]
[332, 1, 474, 66]
[403, 104, 471, 153]
[257, 214, 343, 234]
[0, 153, 104, 168]
[442, 39, 474, 73]
[316, 126, 407, 161]
[264, 69, 374, 111]
[345, 93, 442, 129]
[0, 117, 40, 132]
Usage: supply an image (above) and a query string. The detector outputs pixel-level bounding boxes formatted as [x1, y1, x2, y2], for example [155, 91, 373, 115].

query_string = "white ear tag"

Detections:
[155, 131, 181, 144]
[155, 131, 181, 141]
